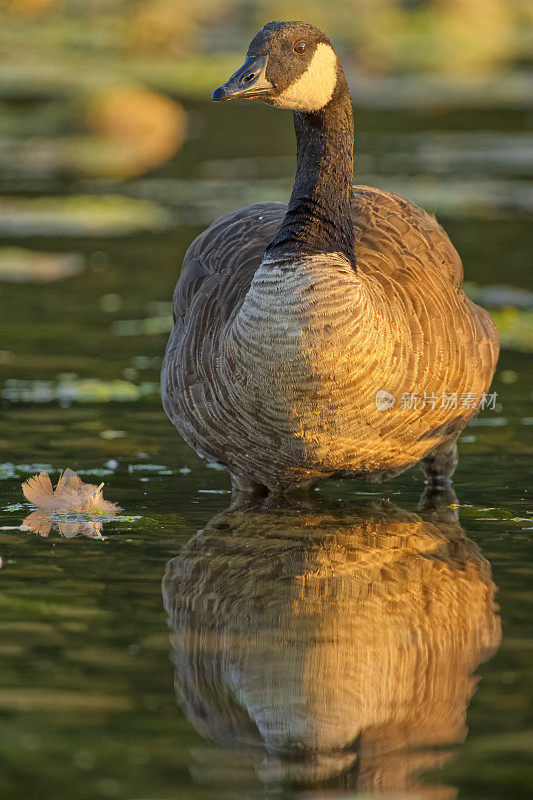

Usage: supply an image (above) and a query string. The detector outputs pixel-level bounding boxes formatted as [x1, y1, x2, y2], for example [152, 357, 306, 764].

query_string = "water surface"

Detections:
[0, 96, 531, 799]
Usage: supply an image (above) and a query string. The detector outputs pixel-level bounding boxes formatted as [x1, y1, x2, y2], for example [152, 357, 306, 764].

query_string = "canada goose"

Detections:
[162, 492, 500, 787]
[162, 21, 499, 494]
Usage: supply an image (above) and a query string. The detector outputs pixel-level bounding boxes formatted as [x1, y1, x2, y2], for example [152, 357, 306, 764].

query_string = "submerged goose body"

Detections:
[162, 21, 498, 493]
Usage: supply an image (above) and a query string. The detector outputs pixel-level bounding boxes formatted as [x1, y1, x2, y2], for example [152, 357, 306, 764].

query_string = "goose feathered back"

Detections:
[162, 186, 498, 491]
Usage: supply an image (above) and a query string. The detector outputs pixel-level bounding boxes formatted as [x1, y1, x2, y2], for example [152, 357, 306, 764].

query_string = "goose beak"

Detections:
[212, 55, 273, 102]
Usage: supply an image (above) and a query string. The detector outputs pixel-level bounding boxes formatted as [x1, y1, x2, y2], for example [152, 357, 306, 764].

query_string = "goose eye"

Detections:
[293, 40, 307, 54]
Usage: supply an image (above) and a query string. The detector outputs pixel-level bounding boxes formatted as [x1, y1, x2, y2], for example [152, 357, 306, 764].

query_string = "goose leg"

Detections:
[230, 472, 268, 497]
[417, 484, 459, 524]
[420, 435, 459, 485]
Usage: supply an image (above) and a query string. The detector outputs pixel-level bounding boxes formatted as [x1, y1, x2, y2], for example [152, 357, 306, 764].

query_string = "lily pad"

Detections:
[112, 314, 173, 337]
[0, 195, 171, 237]
[1, 378, 160, 405]
[464, 283, 533, 312]
[0, 247, 83, 282]
[491, 308, 533, 352]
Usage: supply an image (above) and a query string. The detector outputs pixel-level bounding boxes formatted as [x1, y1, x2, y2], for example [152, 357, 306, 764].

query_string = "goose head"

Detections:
[212, 20, 340, 113]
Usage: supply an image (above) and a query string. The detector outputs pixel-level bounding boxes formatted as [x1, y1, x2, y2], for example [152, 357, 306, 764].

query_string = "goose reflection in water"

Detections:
[162, 488, 501, 797]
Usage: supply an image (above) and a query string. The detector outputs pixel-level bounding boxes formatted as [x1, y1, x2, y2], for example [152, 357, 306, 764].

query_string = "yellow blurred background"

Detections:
[1, 0, 531, 179]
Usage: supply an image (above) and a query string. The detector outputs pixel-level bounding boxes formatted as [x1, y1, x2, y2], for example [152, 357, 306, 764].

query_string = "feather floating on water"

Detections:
[21, 469, 120, 514]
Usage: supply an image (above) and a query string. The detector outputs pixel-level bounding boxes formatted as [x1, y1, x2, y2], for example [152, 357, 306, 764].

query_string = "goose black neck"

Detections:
[265, 76, 355, 269]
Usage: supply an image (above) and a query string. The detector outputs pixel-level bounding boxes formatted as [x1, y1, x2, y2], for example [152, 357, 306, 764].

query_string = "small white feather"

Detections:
[21, 469, 120, 514]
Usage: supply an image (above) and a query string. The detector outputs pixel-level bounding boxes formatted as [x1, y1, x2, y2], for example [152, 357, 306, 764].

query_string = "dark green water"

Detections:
[0, 98, 531, 799]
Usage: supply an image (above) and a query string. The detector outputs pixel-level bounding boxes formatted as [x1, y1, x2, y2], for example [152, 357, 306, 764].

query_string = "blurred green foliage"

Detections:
[1, 0, 532, 91]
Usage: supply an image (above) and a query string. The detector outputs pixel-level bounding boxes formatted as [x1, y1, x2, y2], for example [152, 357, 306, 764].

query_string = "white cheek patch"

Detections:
[274, 43, 338, 112]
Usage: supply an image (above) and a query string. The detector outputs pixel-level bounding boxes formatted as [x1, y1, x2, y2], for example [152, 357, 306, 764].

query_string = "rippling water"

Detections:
[0, 96, 531, 799]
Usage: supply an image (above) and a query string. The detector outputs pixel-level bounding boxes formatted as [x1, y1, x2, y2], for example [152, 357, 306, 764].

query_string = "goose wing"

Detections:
[162, 202, 287, 458]
[352, 185, 464, 287]
[171, 202, 287, 327]
[351, 185, 499, 435]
